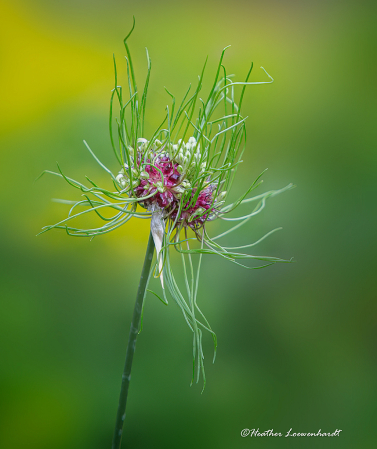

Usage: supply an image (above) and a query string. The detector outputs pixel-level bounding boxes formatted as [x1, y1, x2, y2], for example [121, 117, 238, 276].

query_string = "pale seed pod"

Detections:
[154, 181, 164, 193]
[217, 191, 227, 201]
[188, 207, 205, 222]
[116, 174, 127, 187]
[172, 185, 185, 194]
[181, 180, 191, 189]
[137, 138, 148, 145]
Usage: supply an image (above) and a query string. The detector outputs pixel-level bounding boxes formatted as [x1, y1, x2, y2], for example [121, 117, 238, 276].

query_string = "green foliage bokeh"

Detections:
[0, 1, 376, 448]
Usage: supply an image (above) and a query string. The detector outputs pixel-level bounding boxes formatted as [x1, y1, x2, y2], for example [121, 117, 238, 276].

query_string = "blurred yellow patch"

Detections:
[0, 2, 109, 136]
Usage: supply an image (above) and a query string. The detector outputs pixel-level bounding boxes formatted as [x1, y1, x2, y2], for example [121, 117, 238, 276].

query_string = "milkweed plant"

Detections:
[39, 19, 293, 449]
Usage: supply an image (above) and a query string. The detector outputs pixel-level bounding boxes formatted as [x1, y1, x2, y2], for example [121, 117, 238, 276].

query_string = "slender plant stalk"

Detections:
[112, 232, 155, 449]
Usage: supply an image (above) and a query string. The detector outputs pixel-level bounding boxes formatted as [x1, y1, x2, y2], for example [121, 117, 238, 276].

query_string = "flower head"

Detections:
[39, 21, 293, 388]
[116, 136, 222, 227]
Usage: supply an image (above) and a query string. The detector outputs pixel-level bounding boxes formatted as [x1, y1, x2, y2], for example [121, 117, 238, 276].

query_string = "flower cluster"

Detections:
[115, 137, 225, 230]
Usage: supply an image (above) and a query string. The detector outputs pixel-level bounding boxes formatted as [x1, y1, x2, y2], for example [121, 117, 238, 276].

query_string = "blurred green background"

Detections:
[1, 0, 376, 448]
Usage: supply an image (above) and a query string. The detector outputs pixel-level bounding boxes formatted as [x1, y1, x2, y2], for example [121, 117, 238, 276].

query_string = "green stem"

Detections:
[111, 232, 155, 449]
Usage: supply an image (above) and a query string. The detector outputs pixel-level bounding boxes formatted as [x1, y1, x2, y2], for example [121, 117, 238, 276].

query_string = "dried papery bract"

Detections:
[38, 20, 293, 394]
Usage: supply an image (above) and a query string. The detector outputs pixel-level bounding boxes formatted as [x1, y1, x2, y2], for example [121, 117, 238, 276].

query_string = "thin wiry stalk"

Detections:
[111, 231, 155, 449]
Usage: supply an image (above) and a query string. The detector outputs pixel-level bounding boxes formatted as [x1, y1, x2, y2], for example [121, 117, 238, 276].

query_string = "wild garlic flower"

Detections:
[39, 23, 293, 388]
